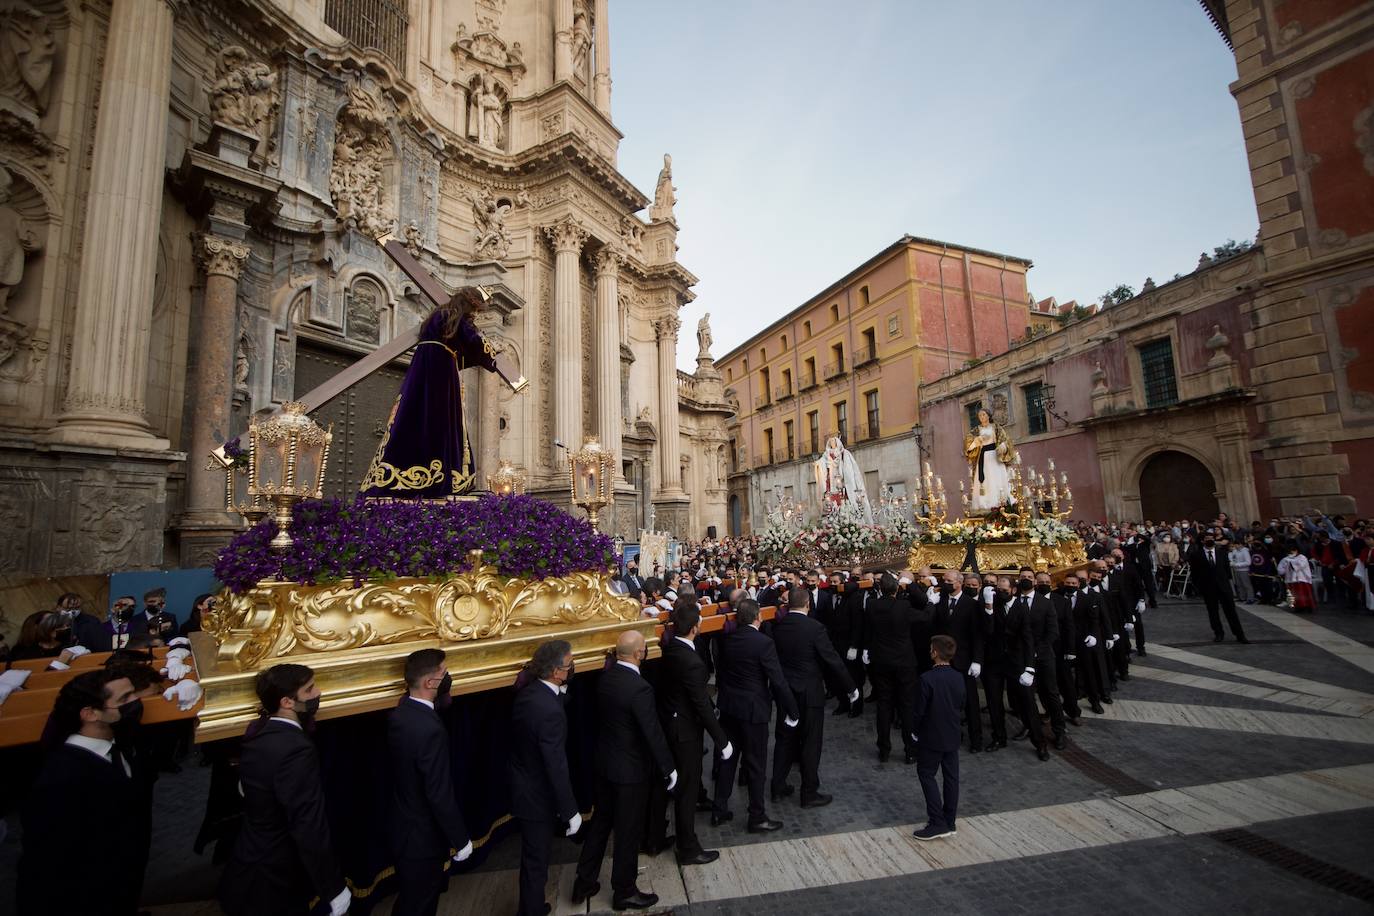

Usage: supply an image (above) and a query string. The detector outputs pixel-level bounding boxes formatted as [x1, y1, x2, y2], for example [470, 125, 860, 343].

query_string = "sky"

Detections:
[608, 0, 1259, 371]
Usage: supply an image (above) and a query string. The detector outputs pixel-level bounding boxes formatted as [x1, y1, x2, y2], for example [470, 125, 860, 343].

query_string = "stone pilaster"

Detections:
[554, 0, 574, 82]
[654, 313, 683, 497]
[544, 217, 589, 460]
[594, 246, 623, 477]
[50, 0, 178, 449]
[593, 0, 612, 114]
[471, 312, 505, 488]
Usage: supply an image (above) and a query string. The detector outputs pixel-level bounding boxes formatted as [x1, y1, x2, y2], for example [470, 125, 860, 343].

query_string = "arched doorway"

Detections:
[1138, 450, 1219, 522]
[728, 494, 742, 536]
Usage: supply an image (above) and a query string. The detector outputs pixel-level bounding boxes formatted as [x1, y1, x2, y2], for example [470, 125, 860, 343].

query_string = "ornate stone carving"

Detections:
[403, 220, 423, 256]
[543, 215, 589, 253]
[208, 46, 279, 165]
[621, 217, 643, 258]
[696, 312, 713, 360]
[572, 0, 592, 73]
[474, 0, 506, 32]
[329, 81, 392, 237]
[197, 235, 249, 280]
[593, 244, 622, 277]
[1141, 277, 1156, 292]
[471, 184, 513, 260]
[541, 112, 565, 141]
[466, 73, 506, 151]
[1205, 324, 1232, 367]
[655, 313, 680, 341]
[0, 167, 40, 315]
[234, 308, 256, 395]
[345, 279, 382, 344]
[0, 314, 31, 371]
[0, 3, 55, 128]
[80, 484, 146, 569]
[650, 153, 676, 222]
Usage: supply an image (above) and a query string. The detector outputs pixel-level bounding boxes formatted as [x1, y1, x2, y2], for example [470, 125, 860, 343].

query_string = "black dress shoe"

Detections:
[1090, 703, 1105, 714]
[1237, 637, 1250, 644]
[1068, 717, 1082, 727]
[969, 743, 982, 754]
[1213, 634, 1224, 642]
[1137, 650, 1147, 657]
[982, 742, 999, 754]
[1118, 673, 1130, 682]
[710, 810, 734, 826]
[613, 890, 660, 911]
[748, 818, 784, 833]
[800, 793, 832, 808]
[571, 879, 601, 904]
[644, 834, 674, 855]
[1036, 746, 1051, 761]
[1101, 696, 1113, 705]
[678, 849, 721, 866]
[1054, 733, 1068, 750]
[770, 783, 794, 802]
[1012, 729, 1029, 742]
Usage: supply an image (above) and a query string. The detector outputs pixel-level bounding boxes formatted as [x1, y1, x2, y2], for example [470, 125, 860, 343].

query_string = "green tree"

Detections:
[1100, 284, 1135, 307]
[1212, 238, 1255, 260]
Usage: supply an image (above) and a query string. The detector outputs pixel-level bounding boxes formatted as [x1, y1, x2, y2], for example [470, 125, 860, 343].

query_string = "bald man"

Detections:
[571, 631, 676, 911]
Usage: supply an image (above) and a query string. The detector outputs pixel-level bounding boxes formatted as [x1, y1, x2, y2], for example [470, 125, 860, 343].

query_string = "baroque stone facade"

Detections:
[0, 0, 726, 576]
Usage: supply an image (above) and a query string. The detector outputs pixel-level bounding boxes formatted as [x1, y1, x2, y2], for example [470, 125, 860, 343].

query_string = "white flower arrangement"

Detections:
[1027, 517, 1075, 546]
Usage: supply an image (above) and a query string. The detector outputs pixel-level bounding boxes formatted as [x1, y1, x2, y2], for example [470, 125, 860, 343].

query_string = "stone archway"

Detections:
[1138, 450, 1220, 522]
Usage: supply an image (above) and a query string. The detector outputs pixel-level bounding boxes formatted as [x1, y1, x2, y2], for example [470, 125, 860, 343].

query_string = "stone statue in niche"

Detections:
[0, 168, 41, 315]
[209, 46, 279, 164]
[345, 282, 382, 344]
[470, 185, 512, 261]
[0, 3, 55, 125]
[467, 73, 505, 151]
[234, 309, 256, 395]
[572, 0, 592, 73]
[329, 82, 392, 238]
[403, 220, 423, 256]
[696, 312, 712, 360]
[650, 154, 675, 222]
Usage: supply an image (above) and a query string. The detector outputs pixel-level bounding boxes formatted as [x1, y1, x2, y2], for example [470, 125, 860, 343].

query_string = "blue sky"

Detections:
[608, 0, 1258, 370]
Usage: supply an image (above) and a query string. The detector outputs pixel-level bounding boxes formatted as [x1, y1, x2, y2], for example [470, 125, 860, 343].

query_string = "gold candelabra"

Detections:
[487, 459, 527, 496]
[568, 436, 615, 531]
[915, 461, 949, 526]
[244, 402, 333, 550]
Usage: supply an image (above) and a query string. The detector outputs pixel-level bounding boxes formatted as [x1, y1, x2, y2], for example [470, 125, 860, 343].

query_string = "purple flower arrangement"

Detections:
[222, 436, 248, 467]
[214, 494, 618, 594]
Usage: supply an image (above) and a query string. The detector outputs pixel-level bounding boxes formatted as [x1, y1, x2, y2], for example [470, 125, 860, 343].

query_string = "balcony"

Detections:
[799, 374, 818, 391]
[784, 443, 796, 461]
[858, 421, 880, 441]
[854, 346, 878, 368]
[823, 360, 846, 380]
[774, 385, 795, 402]
[754, 395, 771, 410]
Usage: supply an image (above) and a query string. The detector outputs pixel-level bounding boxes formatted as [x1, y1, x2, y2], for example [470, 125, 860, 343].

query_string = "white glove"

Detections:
[161, 658, 193, 682]
[167, 636, 192, 648]
[720, 741, 734, 761]
[162, 680, 203, 711]
[566, 812, 582, 836]
[784, 716, 800, 728]
[165, 647, 192, 662]
[1106, 637, 1116, 650]
[1084, 635, 1097, 649]
[666, 769, 678, 792]
[66, 645, 91, 659]
[847, 689, 860, 704]
[1135, 599, 1145, 614]
[968, 662, 982, 679]
[453, 840, 474, 863]
[1124, 622, 1134, 632]
[329, 887, 351, 916]
[1065, 654, 1077, 662]
[845, 647, 857, 661]
[47, 659, 70, 671]
[1019, 670, 1034, 687]
[982, 586, 995, 607]
[861, 650, 871, 666]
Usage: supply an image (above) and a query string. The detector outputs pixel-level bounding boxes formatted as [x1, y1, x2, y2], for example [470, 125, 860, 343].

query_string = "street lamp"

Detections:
[568, 435, 615, 530]
[911, 422, 931, 460]
[1041, 383, 1072, 427]
[486, 458, 527, 495]
[246, 401, 332, 550]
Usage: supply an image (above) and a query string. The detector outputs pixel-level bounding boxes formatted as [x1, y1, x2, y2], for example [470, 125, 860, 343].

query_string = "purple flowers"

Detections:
[214, 494, 617, 593]
[223, 436, 248, 467]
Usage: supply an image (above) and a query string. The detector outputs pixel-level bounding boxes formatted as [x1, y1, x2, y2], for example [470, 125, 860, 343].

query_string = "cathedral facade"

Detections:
[0, 0, 728, 577]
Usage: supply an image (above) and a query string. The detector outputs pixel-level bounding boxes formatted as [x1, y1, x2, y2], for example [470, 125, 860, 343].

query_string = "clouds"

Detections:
[610, 1, 1256, 370]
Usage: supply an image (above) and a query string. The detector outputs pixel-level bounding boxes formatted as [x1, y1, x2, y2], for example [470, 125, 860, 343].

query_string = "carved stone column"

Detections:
[555, 0, 574, 82]
[655, 314, 683, 496]
[177, 236, 250, 564]
[594, 246, 622, 474]
[471, 313, 505, 488]
[544, 217, 589, 459]
[50, 0, 178, 449]
[593, 0, 612, 114]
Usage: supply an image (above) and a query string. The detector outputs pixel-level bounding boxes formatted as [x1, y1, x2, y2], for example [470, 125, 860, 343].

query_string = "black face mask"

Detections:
[1064, 586, 1078, 594]
[112, 698, 144, 740]
[54, 627, 72, 643]
[296, 695, 321, 724]
[435, 673, 453, 711]
[1017, 578, 1034, 592]
[114, 607, 133, 623]
[1203, 539, 1215, 548]
[1034, 584, 1051, 595]
[939, 582, 953, 594]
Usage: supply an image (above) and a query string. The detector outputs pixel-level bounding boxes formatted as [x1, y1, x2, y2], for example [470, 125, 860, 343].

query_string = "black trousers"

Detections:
[1110, 632, 1131, 678]
[667, 732, 706, 856]
[833, 645, 866, 709]
[1033, 656, 1067, 737]
[713, 714, 768, 821]
[1008, 678, 1046, 749]
[982, 669, 1009, 743]
[916, 746, 959, 830]
[955, 669, 983, 748]
[515, 817, 554, 916]
[393, 855, 447, 916]
[1132, 611, 1147, 655]
[1203, 589, 1247, 640]
[772, 694, 824, 799]
[869, 664, 917, 755]
[576, 777, 650, 897]
[1055, 653, 1080, 719]
[1076, 647, 1106, 705]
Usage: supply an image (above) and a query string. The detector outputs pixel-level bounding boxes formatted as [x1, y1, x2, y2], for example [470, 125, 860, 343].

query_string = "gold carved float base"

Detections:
[907, 537, 1089, 576]
[191, 562, 650, 742]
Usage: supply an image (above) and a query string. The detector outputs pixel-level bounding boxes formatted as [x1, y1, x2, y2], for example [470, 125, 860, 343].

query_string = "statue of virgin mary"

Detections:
[964, 407, 1018, 512]
[813, 436, 872, 523]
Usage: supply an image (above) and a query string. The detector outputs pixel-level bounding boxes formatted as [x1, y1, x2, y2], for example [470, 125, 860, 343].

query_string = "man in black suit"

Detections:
[509, 640, 580, 916]
[657, 603, 734, 866]
[911, 634, 965, 841]
[1083, 563, 1119, 703]
[806, 569, 836, 627]
[828, 569, 869, 715]
[1188, 532, 1250, 643]
[861, 573, 924, 764]
[19, 670, 145, 916]
[622, 560, 644, 601]
[768, 586, 856, 806]
[56, 591, 107, 653]
[1061, 572, 1106, 715]
[220, 664, 351, 916]
[931, 571, 985, 753]
[1017, 570, 1066, 751]
[1109, 548, 1148, 659]
[138, 587, 178, 644]
[1122, 525, 1158, 608]
[712, 598, 800, 832]
[980, 575, 1030, 753]
[999, 576, 1052, 761]
[388, 649, 473, 916]
[1039, 572, 1081, 727]
[572, 631, 675, 911]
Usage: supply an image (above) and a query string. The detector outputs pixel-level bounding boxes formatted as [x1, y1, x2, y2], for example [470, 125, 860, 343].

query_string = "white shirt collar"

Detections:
[408, 695, 435, 710]
[539, 678, 560, 695]
[269, 715, 303, 730]
[615, 660, 640, 675]
[65, 733, 114, 761]
[674, 636, 697, 651]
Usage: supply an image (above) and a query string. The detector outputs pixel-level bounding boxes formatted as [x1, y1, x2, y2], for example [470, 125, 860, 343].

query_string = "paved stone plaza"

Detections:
[5, 597, 1372, 915]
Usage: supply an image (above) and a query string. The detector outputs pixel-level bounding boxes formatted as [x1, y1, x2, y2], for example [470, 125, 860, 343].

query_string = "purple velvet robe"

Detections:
[360, 309, 499, 499]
